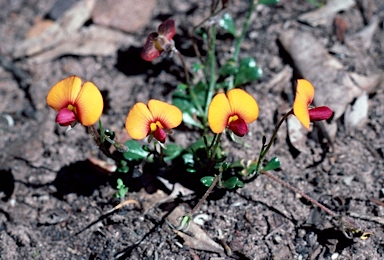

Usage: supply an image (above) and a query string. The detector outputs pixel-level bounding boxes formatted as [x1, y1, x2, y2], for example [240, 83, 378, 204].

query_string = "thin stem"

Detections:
[233, 0, 256, 62]
[204, 25, 217, 120]
[227, 0, 257, 91]
[189, 2, 226, 70]
[256, 110, 293, 171]
[175, 50, 204, 116]
[189, 172, 221, 216]
[209, 133, 222, 163]
[261, 170, 338, 217]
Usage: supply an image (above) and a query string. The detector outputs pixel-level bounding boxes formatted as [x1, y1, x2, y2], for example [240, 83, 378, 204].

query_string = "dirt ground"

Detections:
[0, 0, 384, 259]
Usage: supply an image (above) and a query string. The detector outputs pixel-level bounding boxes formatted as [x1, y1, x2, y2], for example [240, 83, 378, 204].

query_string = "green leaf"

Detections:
[123, 140, 149, 161]
[262, 157, 281, 171]
[117, 178, 124, 188]
[219, 13, 236, 36]
[259, 0, 280, 5]
[182, 112, 204, 129]
[223, 176, 244, 189]
[188, 136, 213, 152]
[173, 83, 205, 128]
[234, 57, 263, 86]
[117, 165, 129, 173]
[182, 153, 196, 173]
[192, 62, 204, 73]
[163, 143, 184, 162]
[219, 59, 237, 77]
[201, 176, 215, 187]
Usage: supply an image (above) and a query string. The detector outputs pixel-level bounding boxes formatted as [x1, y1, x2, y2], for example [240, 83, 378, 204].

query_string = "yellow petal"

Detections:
[227, 89, 259, 123]
[46, 76, 82, 111]
[293, 79, 315, 130]
[75, 81, 104, 126]
[147, 99, 182, 129]
[296, 79, 314, 106]
[125, 102, 154, 140]
[208, 92, 232, 134]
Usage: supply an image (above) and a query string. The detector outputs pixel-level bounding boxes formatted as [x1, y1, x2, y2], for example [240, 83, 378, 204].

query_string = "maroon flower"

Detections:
[141, 20, 176, 61]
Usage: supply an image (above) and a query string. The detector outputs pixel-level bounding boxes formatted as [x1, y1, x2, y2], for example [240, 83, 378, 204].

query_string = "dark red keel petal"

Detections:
[56, 108, 77, 126]
[309, 106, 333, 121]
[228, 118, 248, 137]
[153, 127, 167, 143]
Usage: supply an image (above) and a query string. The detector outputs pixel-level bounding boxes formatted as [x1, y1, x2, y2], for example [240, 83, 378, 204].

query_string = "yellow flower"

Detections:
[125, 100, 182, 143]
[46, 76, 104, 127]
[293, 79, 333, 130]
[208, 89, 259, 136]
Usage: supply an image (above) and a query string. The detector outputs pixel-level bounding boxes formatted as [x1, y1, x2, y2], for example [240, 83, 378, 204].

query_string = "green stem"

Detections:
[256, 110, 293, 172]
[209, 133, 222, 163]
[233, 0, 255, 62]
[204, 25, 217, 121]
[228, 0, 256, 91]
[175, 50, 204, 116]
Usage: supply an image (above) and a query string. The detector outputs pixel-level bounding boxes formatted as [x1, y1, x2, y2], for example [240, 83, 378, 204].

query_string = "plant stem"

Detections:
[228, 0, 257, 91]
[204, 25, 217, 120]
[233, 0, 256, 62]
[89, 125, 118, 161]
[261, 170, 338, 217]
[189, 172, 221, 216]
[189, 0, 227, 63]
[175, 50, 204, 116]
[256, 110, 293, 171]
[209, 133, 222, 163]
[261, 170, 365, 237]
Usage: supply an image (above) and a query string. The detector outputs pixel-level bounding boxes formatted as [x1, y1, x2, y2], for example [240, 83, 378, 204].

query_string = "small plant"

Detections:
[115, 178, 128, 201]
[45, 0, 371, 251]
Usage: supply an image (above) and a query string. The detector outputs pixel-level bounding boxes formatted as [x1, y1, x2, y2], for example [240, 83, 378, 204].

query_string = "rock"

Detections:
[92, 0, 157, 33]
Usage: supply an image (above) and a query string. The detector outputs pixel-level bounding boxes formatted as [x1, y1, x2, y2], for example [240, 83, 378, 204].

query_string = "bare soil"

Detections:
[0, 0, 384, 259]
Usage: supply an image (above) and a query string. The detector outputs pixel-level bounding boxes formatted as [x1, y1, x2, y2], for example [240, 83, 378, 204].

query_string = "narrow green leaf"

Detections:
[219, 13, 236, 36]
[259, 0, 280, 5]
[234, 57, 263, 86]
[123, 140, 149, 161]
[201, 176, 215, 187]
[262, 157, 281, 171]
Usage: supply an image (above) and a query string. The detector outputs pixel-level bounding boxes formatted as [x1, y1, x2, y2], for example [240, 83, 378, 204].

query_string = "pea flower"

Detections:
[125, 100, 182, 143]
[208, 89, 259, 137]
[141, 19, 176, 61]
[46, 76, 104, 127]
[293, 79, 333, 130]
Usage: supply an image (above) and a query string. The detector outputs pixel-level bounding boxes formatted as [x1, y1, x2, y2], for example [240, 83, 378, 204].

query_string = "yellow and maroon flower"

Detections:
[125, 99, 182, 143]
[46, 76, 104, 127]
[208, 89, 259, 137]
[293, 79, 333, 130]
[141, 19, 176, 61]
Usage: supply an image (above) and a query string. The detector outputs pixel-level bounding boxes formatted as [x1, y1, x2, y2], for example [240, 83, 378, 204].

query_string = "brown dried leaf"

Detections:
[27, 25, 133, 63]
[298, 0, 355, 27]
[168, 206, 225, 256]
